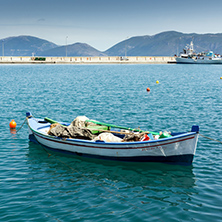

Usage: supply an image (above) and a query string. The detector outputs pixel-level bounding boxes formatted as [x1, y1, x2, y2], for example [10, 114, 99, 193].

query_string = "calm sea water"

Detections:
[0, 64, 221, 221]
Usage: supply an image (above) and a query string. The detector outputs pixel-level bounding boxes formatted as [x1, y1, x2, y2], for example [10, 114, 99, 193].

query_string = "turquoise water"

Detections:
[0, 64, 221, 221]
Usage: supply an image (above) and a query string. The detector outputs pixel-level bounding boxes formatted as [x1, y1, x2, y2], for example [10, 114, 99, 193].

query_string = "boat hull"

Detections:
[27, 115, 199, 165]
[176, 57, 222, 64]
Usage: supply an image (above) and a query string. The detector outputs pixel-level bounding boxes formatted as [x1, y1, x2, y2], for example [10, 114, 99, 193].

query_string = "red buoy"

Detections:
[9, 119, 17, 129]
[146, 87, 150, 92]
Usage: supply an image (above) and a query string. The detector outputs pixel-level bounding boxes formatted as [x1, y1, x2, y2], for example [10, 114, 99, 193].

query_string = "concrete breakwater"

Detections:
[0, 56, 176, 64]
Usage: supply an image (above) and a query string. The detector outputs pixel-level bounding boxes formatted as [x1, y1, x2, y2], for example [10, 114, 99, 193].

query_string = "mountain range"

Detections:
[1, 31, 222, 57]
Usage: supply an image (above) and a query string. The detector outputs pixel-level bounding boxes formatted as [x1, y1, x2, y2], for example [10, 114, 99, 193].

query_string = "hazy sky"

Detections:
[0, 0, 222, 51]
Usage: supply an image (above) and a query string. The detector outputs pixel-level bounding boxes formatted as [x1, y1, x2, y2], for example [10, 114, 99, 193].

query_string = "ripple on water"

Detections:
[0, 64, 221, 222]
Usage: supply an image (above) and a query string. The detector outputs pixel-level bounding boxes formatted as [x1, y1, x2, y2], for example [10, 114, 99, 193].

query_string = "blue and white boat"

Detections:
[26, 112, 199, 165]
[176, 40, 222, 64]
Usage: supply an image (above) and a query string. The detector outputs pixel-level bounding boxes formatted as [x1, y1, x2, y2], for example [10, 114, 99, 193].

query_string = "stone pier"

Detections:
[0, 56, 176, 64]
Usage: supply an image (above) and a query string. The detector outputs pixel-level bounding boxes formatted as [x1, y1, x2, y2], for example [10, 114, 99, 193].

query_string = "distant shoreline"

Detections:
[0, 56, 176, 64]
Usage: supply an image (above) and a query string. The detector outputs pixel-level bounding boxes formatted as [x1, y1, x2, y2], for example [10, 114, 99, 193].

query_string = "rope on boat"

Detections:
[16, 117, 28, 133]
[199, 134, 222, 144]
[14, 115, 38, 134]
[41, 147, 163, 222]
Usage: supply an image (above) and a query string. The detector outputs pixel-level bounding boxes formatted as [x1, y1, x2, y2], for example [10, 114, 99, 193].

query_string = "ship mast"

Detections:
[190, 39, 194, 53]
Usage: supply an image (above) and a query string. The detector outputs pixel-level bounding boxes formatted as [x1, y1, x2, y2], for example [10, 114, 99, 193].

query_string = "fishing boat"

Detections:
[26, 112, 199, 165]
[176, 40, 222, 64]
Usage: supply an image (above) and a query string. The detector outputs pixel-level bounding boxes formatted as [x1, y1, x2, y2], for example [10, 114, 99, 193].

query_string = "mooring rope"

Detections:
[15, 115, 37, 134]
[199, 134, 222, 144]
[16, 117, 28, 133]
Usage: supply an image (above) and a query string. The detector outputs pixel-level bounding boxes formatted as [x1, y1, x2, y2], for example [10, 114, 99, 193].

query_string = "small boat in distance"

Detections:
[26, 112, 199, 166]
[176, 40, 222, 64]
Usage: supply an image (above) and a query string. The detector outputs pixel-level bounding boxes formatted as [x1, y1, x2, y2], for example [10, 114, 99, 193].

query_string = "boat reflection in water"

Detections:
[27, 142, 196, 190]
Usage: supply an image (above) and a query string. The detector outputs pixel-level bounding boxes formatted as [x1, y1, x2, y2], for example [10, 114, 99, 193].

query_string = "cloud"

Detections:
[37, 18, 45, 22]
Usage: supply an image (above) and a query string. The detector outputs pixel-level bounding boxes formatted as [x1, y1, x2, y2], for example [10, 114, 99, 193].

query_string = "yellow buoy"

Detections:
[156, 80, 159, 84]
[220, 77, 222, 79]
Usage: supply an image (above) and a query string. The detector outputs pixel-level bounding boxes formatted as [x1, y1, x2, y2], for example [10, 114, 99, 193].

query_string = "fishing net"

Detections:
[48, 123, 95, 140]
[122, 133, 146, 142]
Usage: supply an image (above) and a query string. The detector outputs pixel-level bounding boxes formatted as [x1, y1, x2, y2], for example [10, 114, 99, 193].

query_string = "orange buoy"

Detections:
[9, 119, 17, 129]
[146, 87, 150, 92]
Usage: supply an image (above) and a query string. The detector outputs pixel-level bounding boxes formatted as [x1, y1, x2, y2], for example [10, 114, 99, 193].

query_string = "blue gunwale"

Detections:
[28, 118, 197, 148]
